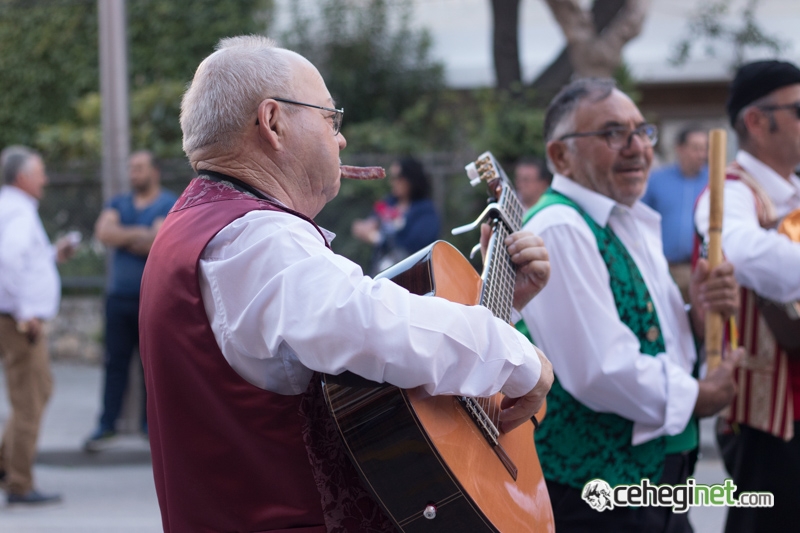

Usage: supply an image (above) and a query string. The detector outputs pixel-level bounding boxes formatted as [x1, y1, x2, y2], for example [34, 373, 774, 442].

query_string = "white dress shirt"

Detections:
[198, 208, 542, 398]
[0, 185, 61, 321]
[695, 150, 800, 303]
[520, 174, 699, 445]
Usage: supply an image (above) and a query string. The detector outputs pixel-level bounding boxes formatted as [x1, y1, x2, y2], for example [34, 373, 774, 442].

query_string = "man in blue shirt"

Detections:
[641, 126, 709, 301]
[84, 151, 177, 451]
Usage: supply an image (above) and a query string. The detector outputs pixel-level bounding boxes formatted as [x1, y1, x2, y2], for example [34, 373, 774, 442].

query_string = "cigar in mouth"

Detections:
[340, 165, 386, 180]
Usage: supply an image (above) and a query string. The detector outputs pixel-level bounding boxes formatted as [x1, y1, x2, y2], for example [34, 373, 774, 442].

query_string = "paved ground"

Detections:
[0, 362, 160, 532]
[0, 361, 732, 532]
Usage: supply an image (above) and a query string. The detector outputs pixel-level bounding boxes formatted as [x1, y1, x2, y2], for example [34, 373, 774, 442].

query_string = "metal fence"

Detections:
[43, 151, 492, 290]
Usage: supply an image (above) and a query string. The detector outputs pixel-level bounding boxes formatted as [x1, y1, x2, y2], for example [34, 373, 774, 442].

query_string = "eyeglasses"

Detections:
[558, 123, 659, 150]
[758, 102, 800, 119]
[269, 97, 344, 135]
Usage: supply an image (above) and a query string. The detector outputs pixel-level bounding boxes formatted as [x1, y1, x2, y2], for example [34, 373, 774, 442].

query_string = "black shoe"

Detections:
[7, 489, 62, 505]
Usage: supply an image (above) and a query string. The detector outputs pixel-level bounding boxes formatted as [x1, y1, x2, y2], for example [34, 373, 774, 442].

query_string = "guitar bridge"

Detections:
[458, 397, 518, 480]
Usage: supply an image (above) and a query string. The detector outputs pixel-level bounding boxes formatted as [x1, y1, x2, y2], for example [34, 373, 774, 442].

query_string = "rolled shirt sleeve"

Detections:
[198, 210, 542, 399]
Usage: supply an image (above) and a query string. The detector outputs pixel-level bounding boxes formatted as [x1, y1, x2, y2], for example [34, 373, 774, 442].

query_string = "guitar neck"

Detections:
[479, 179, 524, 322]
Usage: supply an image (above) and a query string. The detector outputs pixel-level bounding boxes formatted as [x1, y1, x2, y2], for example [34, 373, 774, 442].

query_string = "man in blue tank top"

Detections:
[84, 150, 177, 451]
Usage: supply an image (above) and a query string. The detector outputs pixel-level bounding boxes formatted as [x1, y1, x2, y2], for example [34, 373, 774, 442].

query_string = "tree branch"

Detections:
[543, 0, 594, 43]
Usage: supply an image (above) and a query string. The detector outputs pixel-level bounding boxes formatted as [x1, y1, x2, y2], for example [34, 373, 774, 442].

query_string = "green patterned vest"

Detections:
[518, 190, 697, 489]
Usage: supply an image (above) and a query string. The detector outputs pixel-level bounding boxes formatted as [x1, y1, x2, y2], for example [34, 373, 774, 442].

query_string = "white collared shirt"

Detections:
[197, 209, 542, 397]
[0, 185, 61, 321]
[695, 150, 800, 303]
[520, 174, 699, 445]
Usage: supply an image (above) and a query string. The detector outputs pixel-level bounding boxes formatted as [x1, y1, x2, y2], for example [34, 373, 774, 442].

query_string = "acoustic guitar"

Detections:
[322, 152, 554, 532]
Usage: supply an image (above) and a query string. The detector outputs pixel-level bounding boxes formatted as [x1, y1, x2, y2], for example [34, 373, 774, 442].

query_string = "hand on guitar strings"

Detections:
[688, 258, 740, 339]
[499, 346, 554, 433]
[480, 223, 551, 311]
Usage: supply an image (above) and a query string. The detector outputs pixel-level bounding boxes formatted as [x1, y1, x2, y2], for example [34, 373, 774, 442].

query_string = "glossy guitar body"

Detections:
[322, 240, 553, 532]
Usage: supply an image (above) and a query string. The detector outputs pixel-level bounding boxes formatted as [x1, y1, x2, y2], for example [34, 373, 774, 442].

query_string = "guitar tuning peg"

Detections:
[465, 162, 481, 186]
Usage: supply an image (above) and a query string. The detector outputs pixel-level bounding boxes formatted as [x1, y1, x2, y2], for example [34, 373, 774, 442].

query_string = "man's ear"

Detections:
[256, 99, 282, 151]
[742, 106, 769, 138]
[546, 140, 570, 177]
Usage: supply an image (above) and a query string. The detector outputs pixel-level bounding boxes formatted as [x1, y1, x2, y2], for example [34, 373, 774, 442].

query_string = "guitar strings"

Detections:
[475, 175, 527, 434]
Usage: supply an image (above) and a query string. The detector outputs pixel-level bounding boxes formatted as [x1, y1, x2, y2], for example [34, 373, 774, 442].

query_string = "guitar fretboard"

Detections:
[460, 156, 529, 479]
[479, 181, 525, 321]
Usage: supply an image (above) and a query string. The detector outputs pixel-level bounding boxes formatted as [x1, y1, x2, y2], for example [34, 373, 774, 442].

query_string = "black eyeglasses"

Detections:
[558, 123, 659, 150]
[758, 102, 800, 119]
[268, 97, 344, 135]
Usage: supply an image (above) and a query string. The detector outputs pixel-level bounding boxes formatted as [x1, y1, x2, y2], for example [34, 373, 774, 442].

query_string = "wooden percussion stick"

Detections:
[705, 129, 727, 371]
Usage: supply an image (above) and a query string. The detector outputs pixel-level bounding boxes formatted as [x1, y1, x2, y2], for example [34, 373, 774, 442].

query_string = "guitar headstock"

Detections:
[465, 151, 512, 202]
[452, 151, 522, 238]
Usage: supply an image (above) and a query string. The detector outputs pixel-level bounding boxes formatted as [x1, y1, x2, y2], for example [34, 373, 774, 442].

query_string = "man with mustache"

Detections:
[695, 59, 800, 533]
[516, 78, 741, 532]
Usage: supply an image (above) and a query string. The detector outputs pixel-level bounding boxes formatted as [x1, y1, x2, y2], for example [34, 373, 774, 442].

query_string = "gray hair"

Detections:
[543, 78, 618, 171]
[544, 78, 618, 142]
[1, 145, 39, 185]
[733, 93, 774, 147]
[180, 35, 296, 159]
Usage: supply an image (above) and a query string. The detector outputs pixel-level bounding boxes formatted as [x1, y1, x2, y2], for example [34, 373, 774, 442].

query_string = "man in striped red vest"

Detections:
[695, 59, 800, 533]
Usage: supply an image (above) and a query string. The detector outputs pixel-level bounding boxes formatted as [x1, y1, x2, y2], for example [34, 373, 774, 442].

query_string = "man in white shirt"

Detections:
[518, 78, 741, 532]
[139, 35, 553, 532]
[695, 59, 800, 533]
[0, 145, 74, 505]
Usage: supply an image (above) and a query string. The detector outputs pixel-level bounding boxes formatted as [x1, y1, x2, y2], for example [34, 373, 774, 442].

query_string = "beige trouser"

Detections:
[669, 262, 693, 305]
[0, 315, 53, 495]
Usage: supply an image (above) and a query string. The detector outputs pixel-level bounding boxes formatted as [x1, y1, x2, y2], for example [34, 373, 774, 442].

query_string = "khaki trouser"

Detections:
[669, 262, 692, 305]
[0, 315, 53, 495]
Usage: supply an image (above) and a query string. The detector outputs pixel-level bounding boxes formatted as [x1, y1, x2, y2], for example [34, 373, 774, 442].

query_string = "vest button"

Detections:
[646, 325, 660, 342]
[646, 301, 654, 313]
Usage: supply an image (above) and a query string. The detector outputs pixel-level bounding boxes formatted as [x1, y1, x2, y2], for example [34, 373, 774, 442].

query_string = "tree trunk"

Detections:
[491, 0, 522, 91]
[531, 0, 646, 101]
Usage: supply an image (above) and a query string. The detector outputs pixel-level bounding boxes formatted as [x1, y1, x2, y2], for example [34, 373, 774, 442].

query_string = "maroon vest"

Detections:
[140, 177, 393, 532]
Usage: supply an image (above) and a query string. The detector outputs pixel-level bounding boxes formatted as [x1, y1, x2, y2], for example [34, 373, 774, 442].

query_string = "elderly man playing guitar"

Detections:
[138, 35, 553, 533]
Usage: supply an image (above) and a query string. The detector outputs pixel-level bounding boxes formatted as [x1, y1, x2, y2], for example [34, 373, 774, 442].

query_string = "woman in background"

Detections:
[351, 156, 440, 275]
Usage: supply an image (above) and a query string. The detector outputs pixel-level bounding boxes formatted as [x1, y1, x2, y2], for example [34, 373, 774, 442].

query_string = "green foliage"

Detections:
[669, 0, 788, 70]
[36, 80, 187, 160]
[470, 88, 546, 165]
[0, 0, 273, 154]
[281, 0, 444, 125]
[127, 0, 272, 87]
[342, 90, 467, 154]
[0, 0, 99, 149]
